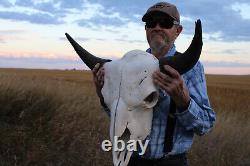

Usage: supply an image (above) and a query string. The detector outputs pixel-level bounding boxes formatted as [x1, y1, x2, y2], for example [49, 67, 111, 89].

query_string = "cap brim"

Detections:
[142, 11, 174, 22]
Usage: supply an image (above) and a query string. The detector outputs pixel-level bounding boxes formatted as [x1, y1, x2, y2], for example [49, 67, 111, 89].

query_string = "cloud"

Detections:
[14, 0, 33, 7]
[221, 49, 244, 55]
[77, 21, 121, 33]
[0, 11, 63, 24]
[54, 0, 85, 9]
[0, 36, 5, 43]
[0, 29, 25, 34]
[80, 15, 127, 27]
[0, 30, 25, 42]
[232, 2, 250, 19]
[75, 1, 131, 30]
[172, 0, 250, 41]
[204, 47, 248, 56]
[0, 0, 67, 24]
[59, 36, 91, 42]
[83, 0, 156, 21]
[0, 0, 13, 7]
[95, 38, 106, 41]
[76, 0, 250, 41]
[15, 0, 68, 17]
[114, 38, 145, 44]
[1, 0, 250, 42]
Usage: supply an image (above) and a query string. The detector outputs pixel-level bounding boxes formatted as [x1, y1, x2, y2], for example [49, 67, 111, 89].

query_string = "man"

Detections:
[93, 2, 216, 166]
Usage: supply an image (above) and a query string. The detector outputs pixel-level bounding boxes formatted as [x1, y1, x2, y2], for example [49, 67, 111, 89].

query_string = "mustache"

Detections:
[151, 30, 163, 34]
[150, 30, 167, 39]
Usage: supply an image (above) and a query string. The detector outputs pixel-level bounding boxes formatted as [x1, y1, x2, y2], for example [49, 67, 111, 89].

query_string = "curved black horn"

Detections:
[159, 19, 203, 75]
[65, 33, 111, 70]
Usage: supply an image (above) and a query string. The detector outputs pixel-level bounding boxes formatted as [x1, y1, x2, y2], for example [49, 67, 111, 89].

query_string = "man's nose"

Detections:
[154, 23, 162, 30]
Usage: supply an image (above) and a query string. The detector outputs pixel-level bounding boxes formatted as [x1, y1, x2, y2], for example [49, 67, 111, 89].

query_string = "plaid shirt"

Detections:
[102, 45, 216, 159]
[141, 46, 216, 159]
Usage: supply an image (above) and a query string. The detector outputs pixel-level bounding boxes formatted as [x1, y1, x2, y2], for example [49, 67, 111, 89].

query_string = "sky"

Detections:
[0, 0, 250, 75]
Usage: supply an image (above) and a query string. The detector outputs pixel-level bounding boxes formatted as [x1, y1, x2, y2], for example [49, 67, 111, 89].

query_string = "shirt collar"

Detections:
[146, 45, 176, 96]
[146, 44, 176, 57]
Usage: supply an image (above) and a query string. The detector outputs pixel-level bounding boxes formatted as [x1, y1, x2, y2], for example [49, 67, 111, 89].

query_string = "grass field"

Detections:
[0, 68, 250, 166]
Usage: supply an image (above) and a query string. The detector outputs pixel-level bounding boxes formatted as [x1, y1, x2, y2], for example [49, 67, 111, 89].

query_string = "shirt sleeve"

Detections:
[175, 61, 216, 136]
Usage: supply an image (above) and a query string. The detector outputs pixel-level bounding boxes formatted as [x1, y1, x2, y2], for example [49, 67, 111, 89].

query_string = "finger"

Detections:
[163, 65, 180, 78]
[154, 79, 174, 96]
[100, 79, 104, 87]
[153, 71, 173, 83]
[93, 65, 103, 86]
[97, 67, 104, 81]
[100, 72, 104, 84]
[97, 68, 105, 86]
[92, 63, 100, 75]
[153, 77, 171, 92]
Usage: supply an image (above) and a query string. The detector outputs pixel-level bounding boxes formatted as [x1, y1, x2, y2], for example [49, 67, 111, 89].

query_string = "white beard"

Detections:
[149, 34, 170, 54]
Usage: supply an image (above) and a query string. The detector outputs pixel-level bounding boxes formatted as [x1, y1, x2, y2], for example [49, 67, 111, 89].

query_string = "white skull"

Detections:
[102, 50, 159, 166]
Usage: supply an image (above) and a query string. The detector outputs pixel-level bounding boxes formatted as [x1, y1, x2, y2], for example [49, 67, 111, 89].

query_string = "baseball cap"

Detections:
[142, 2, 180, 23]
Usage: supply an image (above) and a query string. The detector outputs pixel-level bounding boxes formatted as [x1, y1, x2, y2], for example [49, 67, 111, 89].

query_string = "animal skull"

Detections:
[102, 50, 159, 165]
[65, 19, 203, 166]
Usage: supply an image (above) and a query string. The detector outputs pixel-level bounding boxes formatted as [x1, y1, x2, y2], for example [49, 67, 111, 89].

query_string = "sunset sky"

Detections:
[0, 0, 250, 74]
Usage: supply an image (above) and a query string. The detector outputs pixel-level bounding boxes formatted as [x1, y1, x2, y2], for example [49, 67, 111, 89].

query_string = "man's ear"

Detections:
[175, 25, 183, 37]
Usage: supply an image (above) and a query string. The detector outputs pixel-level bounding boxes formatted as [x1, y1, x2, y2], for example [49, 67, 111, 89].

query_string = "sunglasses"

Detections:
[145, 19, 179, 29]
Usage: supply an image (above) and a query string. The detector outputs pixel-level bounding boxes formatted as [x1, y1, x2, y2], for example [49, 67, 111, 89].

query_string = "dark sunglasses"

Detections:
[145, 19, 179, 29]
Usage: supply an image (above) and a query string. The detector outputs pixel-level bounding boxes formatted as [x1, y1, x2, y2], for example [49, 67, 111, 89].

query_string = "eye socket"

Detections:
[144, 92, 155, 102]
[143, 91, 159, 108]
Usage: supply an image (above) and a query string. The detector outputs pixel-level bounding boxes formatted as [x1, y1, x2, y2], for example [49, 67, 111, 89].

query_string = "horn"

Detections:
[159, 19, 203, 75]
[65, 33, 111, 70]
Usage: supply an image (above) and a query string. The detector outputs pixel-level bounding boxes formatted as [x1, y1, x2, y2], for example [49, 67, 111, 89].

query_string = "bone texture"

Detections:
[102, 50, 159, 166]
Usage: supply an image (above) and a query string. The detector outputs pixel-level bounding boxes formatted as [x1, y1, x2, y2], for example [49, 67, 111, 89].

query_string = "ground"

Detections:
[0, 68, 249, 166]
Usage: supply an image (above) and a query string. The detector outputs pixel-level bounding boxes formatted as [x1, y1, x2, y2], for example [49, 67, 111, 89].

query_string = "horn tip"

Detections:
[197, 19, 201, 24]
[65, 33, 69, 37]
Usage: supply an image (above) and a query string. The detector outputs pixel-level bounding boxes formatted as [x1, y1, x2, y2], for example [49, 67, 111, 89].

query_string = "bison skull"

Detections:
[102, 50, 159, 166]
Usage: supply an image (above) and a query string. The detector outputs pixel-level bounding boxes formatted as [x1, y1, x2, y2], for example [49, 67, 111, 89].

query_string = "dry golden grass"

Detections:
[0, 68, 250, 166]
[190, 75, 250, 166]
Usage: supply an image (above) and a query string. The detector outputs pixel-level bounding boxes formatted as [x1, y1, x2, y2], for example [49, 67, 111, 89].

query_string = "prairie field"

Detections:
[0, 68, 250, 166]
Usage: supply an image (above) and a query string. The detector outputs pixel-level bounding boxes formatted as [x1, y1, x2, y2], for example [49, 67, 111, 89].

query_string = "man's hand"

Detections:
[152, 65, 190, 110]
[92, 63, 105, 99]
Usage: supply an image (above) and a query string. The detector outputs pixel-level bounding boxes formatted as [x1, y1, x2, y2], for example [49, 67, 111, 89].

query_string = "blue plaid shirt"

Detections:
[142, 45, 216, 159]
[102, 46, 216, 159]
